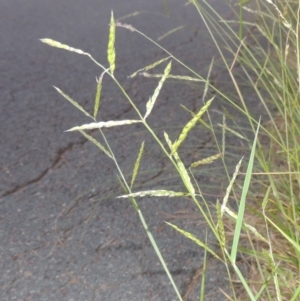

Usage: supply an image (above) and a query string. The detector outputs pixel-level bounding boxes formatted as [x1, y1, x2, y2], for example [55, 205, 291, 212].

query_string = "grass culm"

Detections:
[41, 1, 300, 300]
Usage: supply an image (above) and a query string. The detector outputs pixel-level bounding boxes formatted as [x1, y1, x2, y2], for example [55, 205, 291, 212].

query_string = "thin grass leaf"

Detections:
[117, 174, 139, 211]
[142, 72, 204, 82]
[117, 178, 183, 301]
[188, 168, 203, 197]
[117, 190, 190, 198]
[40, 39, 87, 55]
[173, 150, 195, 196]
[166, 222, 222, 261]
[144, 61, 172, 119]
[172, 97, 213, 154]
[137, 213, 183, 301]
[218, 123, 247, 140]
[254, 280, 268, 301]
[108, 11, 116, 74]
[200, 233, 208, 301]
[290, 285, 300, 301]
[129, 56, 171, 78]
[239, 0, 251, 5]
[117, 11, 141, 21]
[94, 73, 104, 119]
[231, 264, 256, 301]
[222, 114, 226, 155]
[157, 25, 186, 41]
[231, 119, 261, 263]
[265, 216, 300, 253]
[222, 106, 236, 121]
[79, 130, 112, 158]
[66, 119, 142, 132]
[163, 0, 169, 17]
[53, 86, 92, 118]
[131, 141, 145, 189]
[190, 153, 222, 168]
[265, 68, 283, 89]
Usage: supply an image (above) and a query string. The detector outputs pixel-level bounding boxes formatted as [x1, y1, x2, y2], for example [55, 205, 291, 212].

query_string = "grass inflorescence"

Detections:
[42, 1, 300, 300]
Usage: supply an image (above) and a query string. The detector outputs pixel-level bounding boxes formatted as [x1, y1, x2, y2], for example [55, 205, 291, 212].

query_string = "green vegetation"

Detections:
[41, 0, 300, 300]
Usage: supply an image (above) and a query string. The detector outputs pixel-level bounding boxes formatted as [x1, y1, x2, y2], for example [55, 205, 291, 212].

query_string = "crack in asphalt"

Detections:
[1, 138, 87, 198]
[1, 101, 136, 199]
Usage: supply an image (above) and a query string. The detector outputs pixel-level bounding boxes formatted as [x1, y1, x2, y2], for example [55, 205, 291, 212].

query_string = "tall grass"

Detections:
[190, 0, 300, 299]
[41, 1, 300, 300]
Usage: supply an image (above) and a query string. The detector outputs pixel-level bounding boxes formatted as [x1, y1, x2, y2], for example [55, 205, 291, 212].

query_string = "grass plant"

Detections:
[190, 0, 300, 299]
[41, 1, 300, 300]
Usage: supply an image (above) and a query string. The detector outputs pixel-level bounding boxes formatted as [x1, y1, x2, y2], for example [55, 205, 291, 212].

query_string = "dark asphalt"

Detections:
[0, 1, 254, 300]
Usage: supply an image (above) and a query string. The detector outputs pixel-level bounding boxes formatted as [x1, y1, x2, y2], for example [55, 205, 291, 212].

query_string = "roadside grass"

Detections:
[192, 0, 300, 299]
[41, 0, 300, 300]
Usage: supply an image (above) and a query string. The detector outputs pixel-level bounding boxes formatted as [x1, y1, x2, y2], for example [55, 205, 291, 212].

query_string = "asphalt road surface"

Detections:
[0, 1, 255, 300]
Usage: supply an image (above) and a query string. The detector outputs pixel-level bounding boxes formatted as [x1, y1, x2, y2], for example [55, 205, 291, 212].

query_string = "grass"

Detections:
[41, 1, 300, 300]
[193, 0, 300, 299]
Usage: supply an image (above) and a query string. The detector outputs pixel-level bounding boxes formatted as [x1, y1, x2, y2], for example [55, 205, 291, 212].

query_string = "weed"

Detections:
[41, 1, 300, 300]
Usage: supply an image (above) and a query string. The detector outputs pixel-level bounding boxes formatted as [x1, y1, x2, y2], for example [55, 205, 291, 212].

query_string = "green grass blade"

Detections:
[265, 216, 300, 253]
[117, 11, 141, 21]
[218, 123, 247, 140]
[163, 0, 169, 17]
[144, 61, 172, 119]
[78, 130, 112, 158]
[108, 11, 116, 74]
[138, 211, 183, 301]
[66, 119, 142, 131]
[231, 263, 256, 301]
[129, 56, 171, 78]
[200, 233, 208, 301]
[118, 178, 183, 301]
[172, 97, 213, 154]
[166, 222, 222, 261]
[222, 114, 226, 156]
[157, 25, 186, 41]
[93, 73, 104, 119]
[231, 118, 261, 263]
[290, 285, 300, 301]
[117, 175, 139, 211]
[131, 141, 145, 189]
[53, 86, 92, 118]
